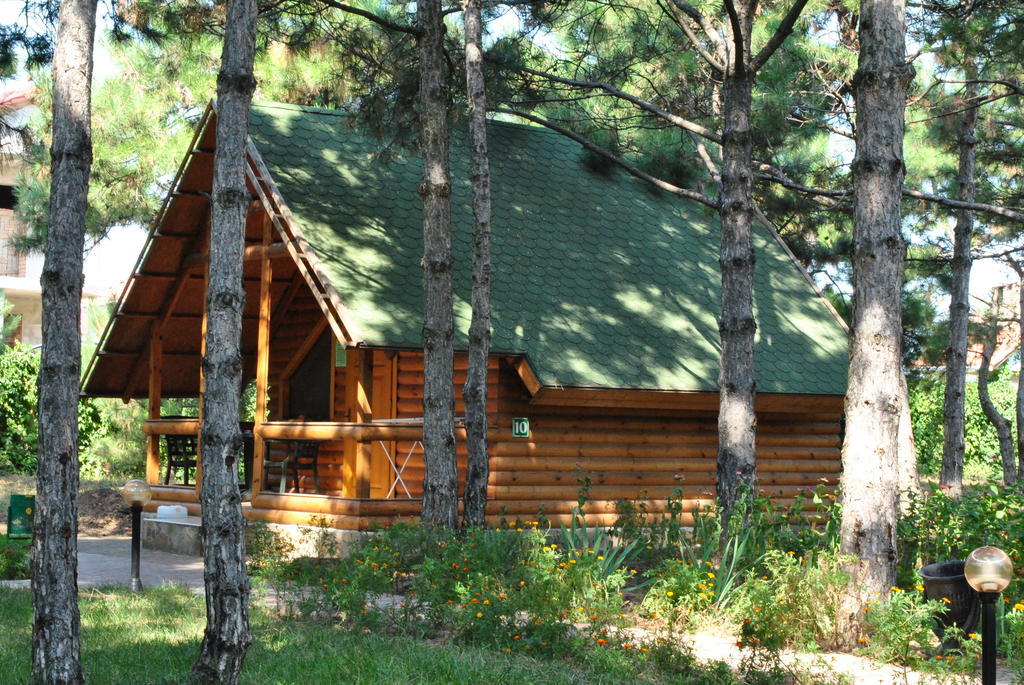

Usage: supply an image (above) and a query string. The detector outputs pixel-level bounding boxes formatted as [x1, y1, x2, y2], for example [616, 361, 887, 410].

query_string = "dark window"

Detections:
[288, 331, 332, 420]
[0, 186, 16, 210]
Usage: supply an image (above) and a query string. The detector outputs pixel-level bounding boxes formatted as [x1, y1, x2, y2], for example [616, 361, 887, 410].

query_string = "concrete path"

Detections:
[0, 536, 204, 590]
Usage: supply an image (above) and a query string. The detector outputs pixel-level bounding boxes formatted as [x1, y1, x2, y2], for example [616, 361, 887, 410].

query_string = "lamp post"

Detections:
[964, 545, 1013, 685]
[121, 479, 152, 592]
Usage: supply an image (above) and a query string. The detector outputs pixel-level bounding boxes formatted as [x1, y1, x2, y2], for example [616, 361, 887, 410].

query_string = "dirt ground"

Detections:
[0, 475, 130, 536]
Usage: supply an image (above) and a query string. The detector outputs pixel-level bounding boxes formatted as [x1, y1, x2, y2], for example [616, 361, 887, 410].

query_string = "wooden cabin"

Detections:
[82, 102, 849, 530]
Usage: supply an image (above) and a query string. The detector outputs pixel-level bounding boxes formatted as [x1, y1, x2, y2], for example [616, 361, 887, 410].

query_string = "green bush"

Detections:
[0, 344, 105, 475]
[730, 550, 850, 652]
[0, 345, 41, 473]
[898, 483, 1024, 607]
[860, 587, 979, 675]
[0, 537, 29, 580]
[909, 371, 1014, 478]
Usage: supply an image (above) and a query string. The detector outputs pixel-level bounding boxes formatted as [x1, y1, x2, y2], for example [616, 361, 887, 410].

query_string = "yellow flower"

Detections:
[941, 597, 951, 604]
[890, 586, 901, 593]
[707, 572, 716, 579]
[1014, 603, 1024, 612]
[666, 591, 675, 597]
[475, 612, 483, 618]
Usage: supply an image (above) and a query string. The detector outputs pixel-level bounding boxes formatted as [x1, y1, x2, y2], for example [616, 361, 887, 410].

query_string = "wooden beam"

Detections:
[369, 353, 397, 497]
[343, 348, 374, 497]
[270, 273, 304, 329]
[251, 214, 274, 495]
[194, 233, 210, 496]
[142, 418, 200, 435]
[146, 330, 163, 484]
[279, 318, 329, 382]
[245, 145, 356, 344]
[121, 212, 210, 402]
[515, 357, 542, 395]
[180, 242, 290, 270]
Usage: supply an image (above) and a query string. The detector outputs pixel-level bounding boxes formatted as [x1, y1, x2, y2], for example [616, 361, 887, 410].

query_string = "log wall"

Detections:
[146, 345, 843, 530]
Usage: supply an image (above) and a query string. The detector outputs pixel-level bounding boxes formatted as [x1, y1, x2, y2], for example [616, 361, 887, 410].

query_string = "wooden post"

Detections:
[369, 352, 396, 497]
[146, 328, 163, 484]
[195, 231, 209, 495]
[251, 215, 273, 494]
[342, 347, 373, 497]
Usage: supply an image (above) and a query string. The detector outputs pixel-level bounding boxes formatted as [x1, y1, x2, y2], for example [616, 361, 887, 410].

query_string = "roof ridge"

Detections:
[250, 100, 563, 137]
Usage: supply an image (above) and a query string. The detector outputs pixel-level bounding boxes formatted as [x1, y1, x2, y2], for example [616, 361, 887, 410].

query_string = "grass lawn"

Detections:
[0, 586, 639, 685]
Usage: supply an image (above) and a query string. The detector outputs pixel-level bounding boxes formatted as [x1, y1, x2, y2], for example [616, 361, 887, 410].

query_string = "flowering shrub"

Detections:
[898, 483, 1024, 607]
[730, 550, 850, 652]
[860, 586, 979, 676]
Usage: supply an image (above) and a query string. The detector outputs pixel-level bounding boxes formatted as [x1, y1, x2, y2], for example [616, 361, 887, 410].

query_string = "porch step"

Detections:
[142, 515, 203, 557]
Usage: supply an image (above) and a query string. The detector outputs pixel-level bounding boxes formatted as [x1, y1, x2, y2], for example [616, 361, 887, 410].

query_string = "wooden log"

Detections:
[143, 501, 201, 516]
[490, 438, 836, 459]
[244, 506, 361, 530]
[143, 418, 199, 435]
[251, 492, 360, 515]
[489, 470, 838, 487]
[487, 484, 829, 501]
[482, 513, 695, 527]
[484, 417, 839, 438]
[146, 331, 163, 484]
[148, 485, 200, 503]
[489, 455, 840, 473]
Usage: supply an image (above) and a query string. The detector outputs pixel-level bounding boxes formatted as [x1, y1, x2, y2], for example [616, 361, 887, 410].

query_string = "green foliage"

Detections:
[263, 522, 749, 682]
[246, 520, 296, 575]
[860, 588, 979, 675]
[898, 483, 1024, 607]
[0, 293, 20, 345]
[0, 537, 29, 580]
[1, 585, 702, 685]
[641, 486, 840, 624]
[909, 371, 1014, 478]
[1005, 602, 1024, 678]
[0, 343, 105, 475]
[0, 344, 40, 473]
[78, 399, 146, 480]
[731, 550, 850, 652]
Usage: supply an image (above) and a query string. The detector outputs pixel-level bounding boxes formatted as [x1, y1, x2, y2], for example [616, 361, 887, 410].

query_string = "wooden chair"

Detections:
[262, 440, 321, 493]
[163, 433, 198, 485]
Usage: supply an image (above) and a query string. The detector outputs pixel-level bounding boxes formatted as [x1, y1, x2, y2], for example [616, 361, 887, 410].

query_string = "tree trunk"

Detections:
[191, 0, 257, 681]
[897, 371, 920, 513]
[940, 72, 979, 499]
[461, 0, 492, 527]
[716, 0, 757, 547]
[837, 0, 912, 646]
[1013, 261, 1024, 480]
[417, 0, 457, 528]
[978, 287, 1015, 486]
[30, 1, 97, 682]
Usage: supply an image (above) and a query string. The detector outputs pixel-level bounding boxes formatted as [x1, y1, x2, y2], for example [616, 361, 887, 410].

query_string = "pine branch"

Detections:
[657, 0, 724, 72]
[665, 0, 727, 61]
[751, 0, 811, 73]
[721, 0, 746, 76]
[516, 66, 722, 143]
[492, 107, 718, 209]
[315, 0, 421, 35]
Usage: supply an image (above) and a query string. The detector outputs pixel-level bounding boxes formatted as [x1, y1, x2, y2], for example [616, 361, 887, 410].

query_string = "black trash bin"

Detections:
[919, 560, 980, 649]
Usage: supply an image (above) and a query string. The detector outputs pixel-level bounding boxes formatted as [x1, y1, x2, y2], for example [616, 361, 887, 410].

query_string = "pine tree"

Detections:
[31, 0, 97, 682]
[191, 0, 257, 680]
[461, 0, 492, 527]
[837, 0, 914, 644]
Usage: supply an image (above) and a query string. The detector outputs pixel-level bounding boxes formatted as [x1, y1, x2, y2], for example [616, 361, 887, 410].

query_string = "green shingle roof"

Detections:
[248, 102, 848, 395]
